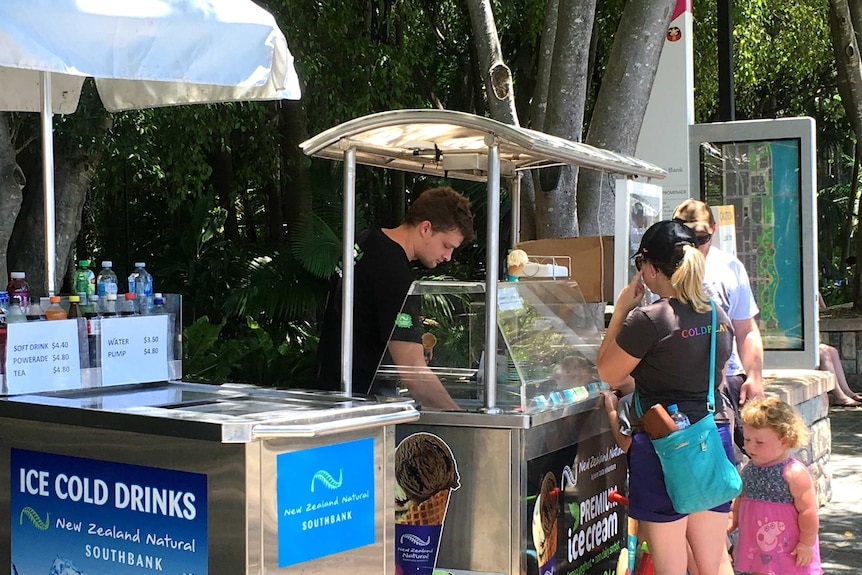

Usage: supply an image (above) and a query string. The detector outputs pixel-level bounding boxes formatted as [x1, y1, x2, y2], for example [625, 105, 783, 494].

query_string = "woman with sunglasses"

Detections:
[596, 220, 736, 575]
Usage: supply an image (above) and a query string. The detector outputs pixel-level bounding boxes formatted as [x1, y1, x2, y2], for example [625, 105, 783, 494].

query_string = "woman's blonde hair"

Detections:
[740, 396, 809, 448]
[652, 244, 711, 313]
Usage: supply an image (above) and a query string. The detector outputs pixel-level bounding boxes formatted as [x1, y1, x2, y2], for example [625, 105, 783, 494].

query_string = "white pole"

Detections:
[40, 72, 57, 296]
[340, 141, 356, 395]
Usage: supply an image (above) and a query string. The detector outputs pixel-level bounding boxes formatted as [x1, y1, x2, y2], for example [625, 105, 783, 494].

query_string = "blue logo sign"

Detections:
[276, 438, 375, 567]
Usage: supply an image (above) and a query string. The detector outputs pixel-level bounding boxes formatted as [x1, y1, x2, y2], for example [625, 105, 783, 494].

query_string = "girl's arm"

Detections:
[786, 461, 819, 566]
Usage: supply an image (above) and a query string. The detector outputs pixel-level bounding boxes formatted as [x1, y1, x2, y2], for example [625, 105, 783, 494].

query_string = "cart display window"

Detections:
[373, 280, 606, 413]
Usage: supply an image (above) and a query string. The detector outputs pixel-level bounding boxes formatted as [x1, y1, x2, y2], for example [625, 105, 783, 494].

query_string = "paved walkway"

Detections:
[819, 406, 861, 572]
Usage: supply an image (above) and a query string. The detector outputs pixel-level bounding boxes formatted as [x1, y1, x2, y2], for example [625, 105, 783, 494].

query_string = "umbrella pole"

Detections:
[40, 71, 57, 296]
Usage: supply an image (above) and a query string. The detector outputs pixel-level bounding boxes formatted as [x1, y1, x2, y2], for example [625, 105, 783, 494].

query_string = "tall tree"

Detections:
[577, 0, 675, 235]
[0, 112, 25, 285]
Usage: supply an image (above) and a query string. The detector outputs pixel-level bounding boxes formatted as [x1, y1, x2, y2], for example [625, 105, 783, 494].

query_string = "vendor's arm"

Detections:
[732, 317, 764, 402]
[389, 340, 462, 410]
[596, 273, 643, 385]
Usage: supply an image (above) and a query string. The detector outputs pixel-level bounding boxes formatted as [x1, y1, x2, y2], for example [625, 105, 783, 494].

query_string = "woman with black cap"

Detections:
[596, 220, 736, 575]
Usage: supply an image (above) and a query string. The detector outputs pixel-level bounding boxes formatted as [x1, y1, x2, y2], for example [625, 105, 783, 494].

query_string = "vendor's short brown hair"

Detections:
[406, 186, 474, 242]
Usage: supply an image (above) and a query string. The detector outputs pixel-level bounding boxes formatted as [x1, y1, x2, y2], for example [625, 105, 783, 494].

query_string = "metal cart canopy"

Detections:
[300, 109, 666, 181]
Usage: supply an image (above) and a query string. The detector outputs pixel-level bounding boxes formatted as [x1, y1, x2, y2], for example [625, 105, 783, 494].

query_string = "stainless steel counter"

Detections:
[0, 381, 418, 575]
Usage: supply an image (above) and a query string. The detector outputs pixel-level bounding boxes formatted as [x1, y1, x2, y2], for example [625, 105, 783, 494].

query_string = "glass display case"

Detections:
[373, 279, 607, 413]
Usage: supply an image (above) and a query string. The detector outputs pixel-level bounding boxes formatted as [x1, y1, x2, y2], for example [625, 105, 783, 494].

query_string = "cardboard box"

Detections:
[514, 236, 615, 303]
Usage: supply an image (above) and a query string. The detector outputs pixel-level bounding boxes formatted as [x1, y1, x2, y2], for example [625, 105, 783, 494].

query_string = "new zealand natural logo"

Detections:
[19, 507, 50, 530]
[399, 534, 431, 546]
[310, 469, 343, 493]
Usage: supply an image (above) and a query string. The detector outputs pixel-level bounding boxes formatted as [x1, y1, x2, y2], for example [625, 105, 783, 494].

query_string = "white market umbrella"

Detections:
[0, 0, 302, 294]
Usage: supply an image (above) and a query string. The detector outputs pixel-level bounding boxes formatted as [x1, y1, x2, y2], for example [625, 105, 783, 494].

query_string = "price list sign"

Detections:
[5, 320, 82, 394]
[100, 315, 170, 386]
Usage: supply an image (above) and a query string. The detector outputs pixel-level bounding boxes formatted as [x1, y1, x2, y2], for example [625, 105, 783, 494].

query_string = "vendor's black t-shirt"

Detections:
[615, 298, 734, 423]
[315, 228, 422, 395]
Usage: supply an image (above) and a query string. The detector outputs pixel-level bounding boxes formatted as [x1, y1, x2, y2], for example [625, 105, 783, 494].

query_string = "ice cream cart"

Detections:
[300, 109, 666, 575]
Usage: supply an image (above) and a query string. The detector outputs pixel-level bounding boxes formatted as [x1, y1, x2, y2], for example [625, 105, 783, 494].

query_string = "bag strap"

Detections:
[707, 300, 717, 413]
[633, 301, 718, 418]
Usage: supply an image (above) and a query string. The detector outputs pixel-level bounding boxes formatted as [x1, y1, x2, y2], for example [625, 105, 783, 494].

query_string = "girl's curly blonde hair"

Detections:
[739, 396, 809, 448]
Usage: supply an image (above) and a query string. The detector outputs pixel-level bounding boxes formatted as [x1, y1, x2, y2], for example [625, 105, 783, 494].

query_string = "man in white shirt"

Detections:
[672, 199, 765, 449]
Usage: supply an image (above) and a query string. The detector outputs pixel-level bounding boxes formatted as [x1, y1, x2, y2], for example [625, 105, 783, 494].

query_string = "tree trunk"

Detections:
[828, 0, 862, 308]
[533, 0, 597, 239]
[0, 113, 25, 286]
[464, 0, 537, 243]
[280, 100, 310, 242]
[577, 0, 675, 235]
[8, 120, 105, 296]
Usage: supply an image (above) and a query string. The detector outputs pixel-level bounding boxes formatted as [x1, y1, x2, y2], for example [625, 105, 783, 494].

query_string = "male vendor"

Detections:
[672, 199, 765, 448]
[315, 186, 474, 409]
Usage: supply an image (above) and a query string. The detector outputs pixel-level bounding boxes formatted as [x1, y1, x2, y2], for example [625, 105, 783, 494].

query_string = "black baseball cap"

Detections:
[633, 220, 697, 264]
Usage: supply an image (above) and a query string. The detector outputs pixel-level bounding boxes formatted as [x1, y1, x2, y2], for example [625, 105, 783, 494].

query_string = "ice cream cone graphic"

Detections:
[532, 472, 560, 571]
[394, 433, 460, 575]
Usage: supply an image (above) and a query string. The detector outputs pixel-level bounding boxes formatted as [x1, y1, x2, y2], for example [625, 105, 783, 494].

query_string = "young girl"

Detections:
[731, 397, 822, 575]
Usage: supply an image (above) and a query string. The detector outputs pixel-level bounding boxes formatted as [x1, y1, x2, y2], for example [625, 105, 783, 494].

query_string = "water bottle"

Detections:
[119, 292, 139, 316]
[128, 262, 153, 314]
[668, 404, 691, 430]
[96, 261, 119, 302]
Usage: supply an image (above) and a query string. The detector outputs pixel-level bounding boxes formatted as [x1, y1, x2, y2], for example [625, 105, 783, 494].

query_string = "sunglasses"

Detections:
[634, 254, 644, 272]
[694, 233, 712, 246]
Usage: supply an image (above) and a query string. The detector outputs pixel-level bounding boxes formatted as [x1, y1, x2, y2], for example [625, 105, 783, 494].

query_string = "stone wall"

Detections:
[820, 318, 862, 384]
[762, 369, 834, 506]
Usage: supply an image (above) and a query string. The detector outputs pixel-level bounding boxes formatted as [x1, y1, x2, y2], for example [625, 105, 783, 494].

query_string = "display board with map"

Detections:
[699, 139, 803, 350]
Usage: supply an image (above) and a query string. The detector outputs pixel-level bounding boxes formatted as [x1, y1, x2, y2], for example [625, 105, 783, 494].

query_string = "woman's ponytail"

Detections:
[671, 245, 711, 312]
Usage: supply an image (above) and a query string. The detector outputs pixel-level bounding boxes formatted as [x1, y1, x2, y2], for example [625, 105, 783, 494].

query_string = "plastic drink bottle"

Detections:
[83, 297, 101, 368]
[102, 294, 118, 317]
[668, 404, 691, 430]
[6, 272, 29, 308]
[6, 297, 26, 323]
[96, 261, 119, 301]
[128, 262, 153, 313]
[74, 260, 95, 298]
[152, 293, 174, 360]
[67, 294, 90, 368]
[26, 300, 45, 321]
[0, 291, 7, 375]
[120, 293, 139, 316]
[45, 296, 67, 320]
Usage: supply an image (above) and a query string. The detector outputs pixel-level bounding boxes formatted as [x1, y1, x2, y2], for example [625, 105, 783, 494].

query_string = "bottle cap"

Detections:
[69, 295, 80, 303]
[106, 294, 117, 301]
[668, 404, 679, 413]
[10, 272, 25, 279]
[154, 293, 163, 299]
[78, 260, 90, 267]
[11, 296, 21, 305]
[134, 262, 146, 268]
[102, 260, 112, 268]
[49, 296, 61, 303]
[90, 294, 100, 301]
[125, 293, 136, 300]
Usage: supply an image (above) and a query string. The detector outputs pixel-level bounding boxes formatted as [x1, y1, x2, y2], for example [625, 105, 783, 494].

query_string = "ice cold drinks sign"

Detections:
[11, 449, 207, 575]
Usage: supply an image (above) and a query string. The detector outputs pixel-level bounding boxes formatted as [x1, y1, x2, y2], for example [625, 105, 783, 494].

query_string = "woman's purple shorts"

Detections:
[627, 422, 735, 523]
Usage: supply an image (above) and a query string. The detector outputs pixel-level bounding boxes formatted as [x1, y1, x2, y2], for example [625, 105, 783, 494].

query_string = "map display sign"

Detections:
[700, 139, 803, 350]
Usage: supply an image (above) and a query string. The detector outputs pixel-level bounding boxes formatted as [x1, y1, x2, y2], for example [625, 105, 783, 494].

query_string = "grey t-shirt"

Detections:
[616, 298, 734, 423]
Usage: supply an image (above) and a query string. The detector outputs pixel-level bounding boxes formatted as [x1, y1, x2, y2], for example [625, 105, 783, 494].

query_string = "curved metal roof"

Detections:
[300, 109, 665, 181]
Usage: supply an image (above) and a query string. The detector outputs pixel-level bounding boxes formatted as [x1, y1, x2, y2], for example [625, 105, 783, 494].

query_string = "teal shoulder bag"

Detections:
[635, 301, 742, 514]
